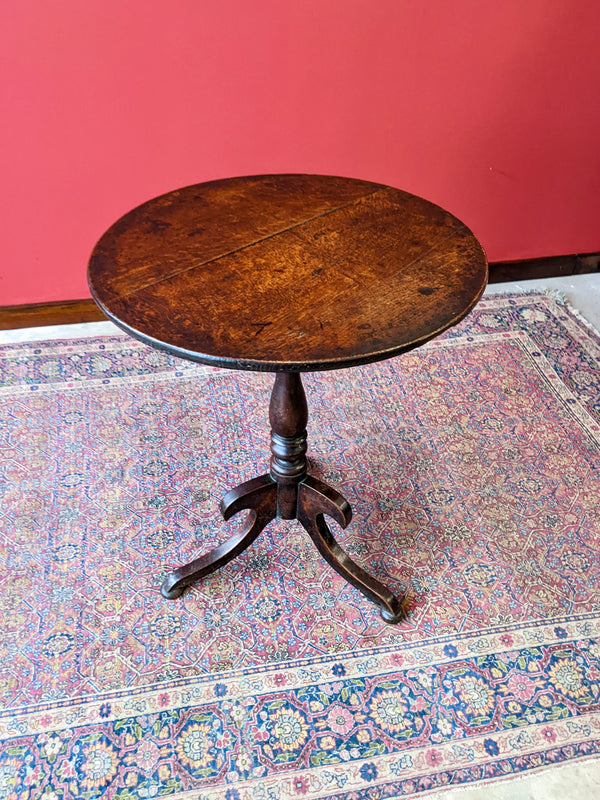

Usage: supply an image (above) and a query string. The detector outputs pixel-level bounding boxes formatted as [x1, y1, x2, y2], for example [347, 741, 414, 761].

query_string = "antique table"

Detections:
[88, 174, 487, 623]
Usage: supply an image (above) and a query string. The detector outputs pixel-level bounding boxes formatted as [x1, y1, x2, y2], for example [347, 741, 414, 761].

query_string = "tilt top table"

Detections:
[88, 174, 487, 624]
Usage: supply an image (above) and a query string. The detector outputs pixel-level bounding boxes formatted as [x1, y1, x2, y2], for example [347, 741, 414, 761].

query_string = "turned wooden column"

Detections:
[269, 372, 308, 519]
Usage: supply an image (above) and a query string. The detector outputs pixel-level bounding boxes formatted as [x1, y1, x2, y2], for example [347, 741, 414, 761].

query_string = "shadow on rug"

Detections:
[0, 292, 599, 798]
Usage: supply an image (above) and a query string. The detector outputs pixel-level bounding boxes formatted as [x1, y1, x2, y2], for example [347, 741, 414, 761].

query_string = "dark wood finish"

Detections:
[88, 174, 488, 623]
[160, 373, 403, 623]
[0, 299, 106, 330]
[161, 473, 278, 600]
[488, 252, 600, 283]
[2, 250, 598, 332]
[88, 174, 487, 371]
[297, 476, 401, 623]
[269, 372, 308, 518]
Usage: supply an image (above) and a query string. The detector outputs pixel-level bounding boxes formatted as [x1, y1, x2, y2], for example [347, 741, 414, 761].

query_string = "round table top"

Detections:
[88, 174, 487, 372]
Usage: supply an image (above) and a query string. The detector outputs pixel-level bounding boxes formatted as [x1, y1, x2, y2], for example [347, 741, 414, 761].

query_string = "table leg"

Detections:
[161, 371, 404, 623]
[160, 474, 277, 599]
[297, 476, 403, 623]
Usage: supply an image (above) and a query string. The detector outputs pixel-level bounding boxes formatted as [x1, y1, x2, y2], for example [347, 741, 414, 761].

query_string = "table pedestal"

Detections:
[161, 373, 404, 623]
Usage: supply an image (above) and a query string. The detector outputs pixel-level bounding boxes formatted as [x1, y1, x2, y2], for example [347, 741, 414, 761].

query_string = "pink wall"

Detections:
[2, 0, 599, 306]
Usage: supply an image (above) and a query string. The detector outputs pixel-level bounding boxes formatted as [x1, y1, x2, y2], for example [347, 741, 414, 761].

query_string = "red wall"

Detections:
[2, 0, 599, 306]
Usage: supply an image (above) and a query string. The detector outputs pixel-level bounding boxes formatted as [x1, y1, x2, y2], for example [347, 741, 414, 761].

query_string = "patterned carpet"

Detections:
[0, 292, 599, 799]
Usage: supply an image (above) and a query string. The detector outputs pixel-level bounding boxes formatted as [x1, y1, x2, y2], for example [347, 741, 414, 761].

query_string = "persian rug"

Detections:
[0, 292, 599, 799]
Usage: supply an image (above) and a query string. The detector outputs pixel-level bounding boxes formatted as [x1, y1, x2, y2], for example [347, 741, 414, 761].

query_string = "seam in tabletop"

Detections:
[122, 187, 391, 298]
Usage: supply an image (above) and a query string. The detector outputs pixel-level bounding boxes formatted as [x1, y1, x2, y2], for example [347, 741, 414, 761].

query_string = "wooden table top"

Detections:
[88, 174, 487, 372]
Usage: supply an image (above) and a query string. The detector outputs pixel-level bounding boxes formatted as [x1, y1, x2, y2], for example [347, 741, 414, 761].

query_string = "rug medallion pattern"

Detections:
[0, 293, 599, 798]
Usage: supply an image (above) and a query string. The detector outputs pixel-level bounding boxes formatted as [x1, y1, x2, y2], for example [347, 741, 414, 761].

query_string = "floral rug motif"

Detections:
[0, 292, 599, 798]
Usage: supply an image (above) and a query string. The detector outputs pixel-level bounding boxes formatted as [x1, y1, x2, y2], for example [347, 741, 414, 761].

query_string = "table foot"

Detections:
[161, 474, 277, 599]
[297, 476, 404, 624]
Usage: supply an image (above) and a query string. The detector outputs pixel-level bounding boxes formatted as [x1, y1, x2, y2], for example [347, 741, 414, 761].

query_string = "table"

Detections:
[88, 174, 487, 623]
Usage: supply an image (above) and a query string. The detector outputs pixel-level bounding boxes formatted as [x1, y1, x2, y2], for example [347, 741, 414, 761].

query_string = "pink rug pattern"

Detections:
[0, 292, 599, 798]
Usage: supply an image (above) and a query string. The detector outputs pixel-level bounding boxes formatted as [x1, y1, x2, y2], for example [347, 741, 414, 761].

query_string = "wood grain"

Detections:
[88, 174, 488, 371]
[3, 253, 598, 333]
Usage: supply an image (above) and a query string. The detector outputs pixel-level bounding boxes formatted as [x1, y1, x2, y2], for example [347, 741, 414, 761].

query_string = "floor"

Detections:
[1, 273, 599, 798]
[484, 273, 600, 330]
